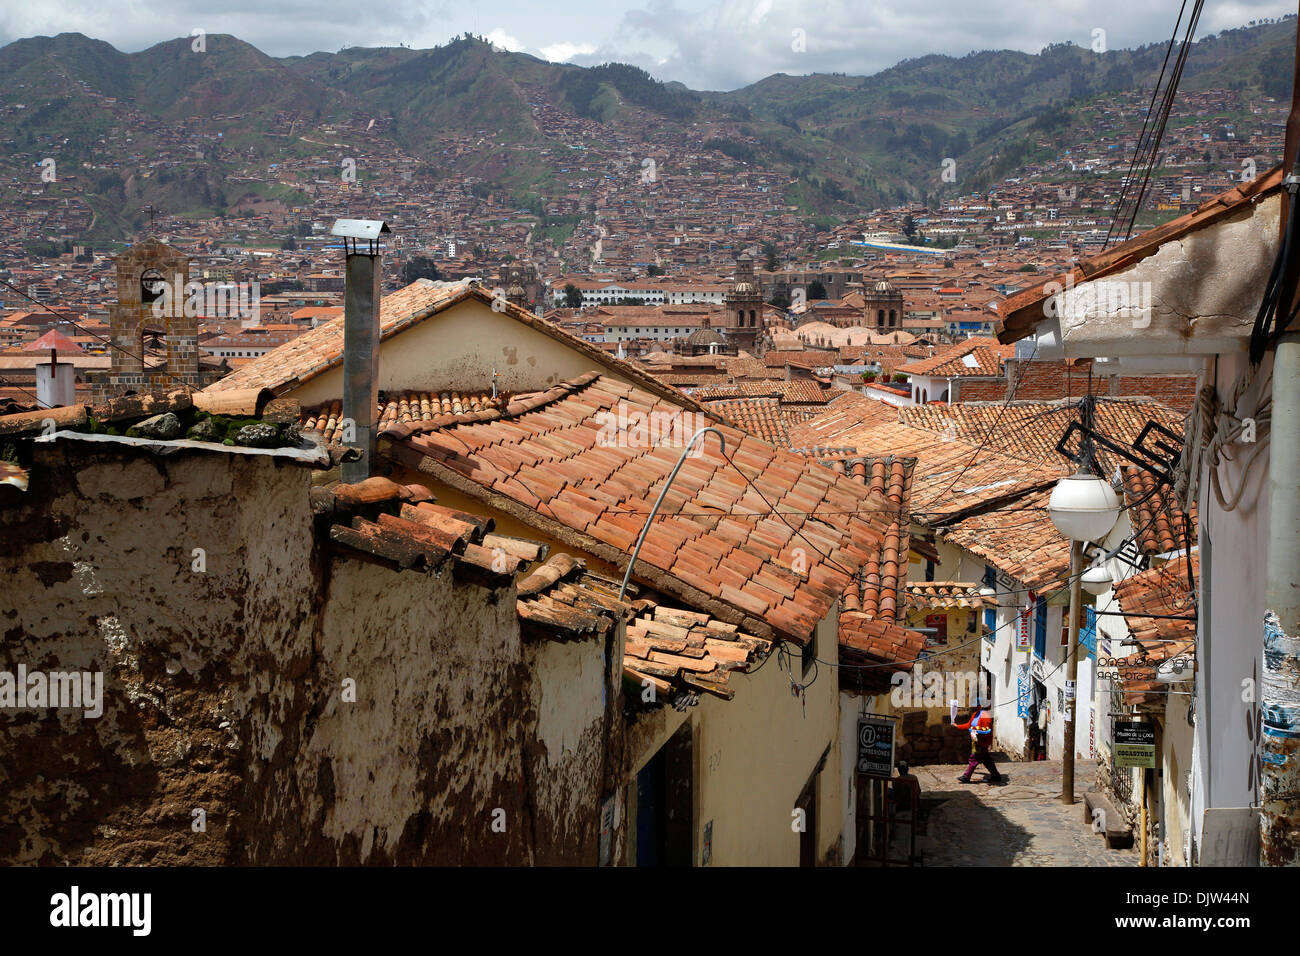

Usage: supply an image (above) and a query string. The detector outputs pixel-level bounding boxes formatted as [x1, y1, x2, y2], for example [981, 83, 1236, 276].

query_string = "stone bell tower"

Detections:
[104, 238, 197, 399]
[723, 255, 764, 352]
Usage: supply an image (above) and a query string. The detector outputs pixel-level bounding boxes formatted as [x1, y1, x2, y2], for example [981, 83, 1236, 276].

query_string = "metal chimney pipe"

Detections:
[332, 220, 390, 482]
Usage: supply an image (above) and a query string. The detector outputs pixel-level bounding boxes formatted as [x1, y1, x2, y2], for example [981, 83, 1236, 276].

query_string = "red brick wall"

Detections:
[956, 381, 1007, 402]
[967, 359, 1197, 413]
[1115, 376, 1197, 414]
[1012, 359, 1110, 401]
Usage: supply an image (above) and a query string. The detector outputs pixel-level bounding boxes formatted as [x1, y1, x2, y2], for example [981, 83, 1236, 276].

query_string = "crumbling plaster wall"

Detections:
[0, 445, 314, 864]
[1, 441, 612, 865]
[522, 635, 615, 864]
[258, 555, 535, 864]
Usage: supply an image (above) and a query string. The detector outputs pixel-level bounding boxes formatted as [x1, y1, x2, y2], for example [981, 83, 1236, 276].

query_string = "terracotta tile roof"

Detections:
[319, 478, 543, 590]
[24, 328, 85, 353]
[765, 349, 837, 369]
[801, 420, 1061, 521]
[895, 338, 1014, 378]
[516, 553, 629, 642]
[515, 553, 774, 706]
[1123, 466, 1197, 556]
[785, 391, 900, 449]
[899, 396, 1187, 478]
[1110, 553, 1198, 705]
[722, 356, 772, 379]
[381, 373, 902, 644]
[703, 397, 790, 447]
[839, 613, 929, 686]
[903, 581, 987, 610]
[302, 390, 507, 444]
[1114, 553, 1199, 645]
[317, 476, 529, 585]
[655, 372, 731, 387]
[997, 165, 1285, 344]
[938, 489, 1071, 591]
[817, 456, 913, 624]
[625, 598, 774, 705]
[691, 380, 831, 404]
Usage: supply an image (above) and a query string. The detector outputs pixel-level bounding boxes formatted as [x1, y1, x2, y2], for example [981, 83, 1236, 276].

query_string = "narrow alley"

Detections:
[891, 760, 1140, 867]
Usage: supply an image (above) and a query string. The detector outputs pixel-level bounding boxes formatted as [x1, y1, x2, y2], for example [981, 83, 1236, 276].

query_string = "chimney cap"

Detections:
[330, 219, 392, 240]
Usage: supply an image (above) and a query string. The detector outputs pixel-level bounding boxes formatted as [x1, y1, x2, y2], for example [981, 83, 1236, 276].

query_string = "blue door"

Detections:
[1033, 597, 1047, 659]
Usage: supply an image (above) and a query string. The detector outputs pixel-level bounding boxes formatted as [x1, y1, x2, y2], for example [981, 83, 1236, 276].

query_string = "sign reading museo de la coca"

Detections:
[1113, 720, 1156, 769]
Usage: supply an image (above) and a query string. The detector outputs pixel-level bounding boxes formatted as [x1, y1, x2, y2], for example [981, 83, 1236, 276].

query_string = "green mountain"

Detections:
[0, 19, 1294, 240]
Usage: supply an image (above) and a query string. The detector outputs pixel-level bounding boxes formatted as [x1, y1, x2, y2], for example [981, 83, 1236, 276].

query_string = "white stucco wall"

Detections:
[290, 299, 642, 405]
[1191, 349, 1270, 856]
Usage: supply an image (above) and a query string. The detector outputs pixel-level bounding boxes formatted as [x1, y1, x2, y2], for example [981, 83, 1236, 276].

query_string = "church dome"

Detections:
[873, 279, 898, 295]
[686, 328, 725, 346]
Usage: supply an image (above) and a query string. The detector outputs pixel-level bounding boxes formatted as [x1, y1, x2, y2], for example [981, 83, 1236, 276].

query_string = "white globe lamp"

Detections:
[1080, 564, 1113, 596]
[1047, 471, 1121, 542]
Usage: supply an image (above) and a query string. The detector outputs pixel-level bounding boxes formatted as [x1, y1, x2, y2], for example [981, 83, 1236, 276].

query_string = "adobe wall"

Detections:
[0, 440, 613, 864]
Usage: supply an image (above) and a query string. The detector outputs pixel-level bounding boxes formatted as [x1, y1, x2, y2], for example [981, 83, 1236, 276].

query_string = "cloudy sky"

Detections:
[1, 0, 1293, 90]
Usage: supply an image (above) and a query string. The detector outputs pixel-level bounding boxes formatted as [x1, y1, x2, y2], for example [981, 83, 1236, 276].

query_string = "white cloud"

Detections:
[539, 41, 598, 62]
[0, 0, 1292, 90]
[485, 28, 525, 52]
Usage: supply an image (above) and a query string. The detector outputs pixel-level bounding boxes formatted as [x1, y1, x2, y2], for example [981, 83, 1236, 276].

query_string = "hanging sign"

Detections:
[1016, 664, 1032, 720]
[857, 715, 897, 778]
[1113, 721, 1156, 768]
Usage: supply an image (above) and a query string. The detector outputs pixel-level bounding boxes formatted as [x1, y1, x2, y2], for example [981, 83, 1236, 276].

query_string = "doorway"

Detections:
[636, 722, 693, 866]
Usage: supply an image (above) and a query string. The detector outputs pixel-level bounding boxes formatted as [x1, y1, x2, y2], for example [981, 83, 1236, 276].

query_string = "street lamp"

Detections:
[1080, 563, 1113, 596]
[1046, 469, 1121, 806]
[1047, 471, 1121, 542]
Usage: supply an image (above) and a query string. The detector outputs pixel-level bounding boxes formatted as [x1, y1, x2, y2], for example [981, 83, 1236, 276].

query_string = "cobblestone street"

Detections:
[893, 759, 1140, 867]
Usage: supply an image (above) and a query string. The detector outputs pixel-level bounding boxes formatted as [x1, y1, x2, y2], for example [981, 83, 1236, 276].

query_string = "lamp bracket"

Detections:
[1055, 419, 1182, 484]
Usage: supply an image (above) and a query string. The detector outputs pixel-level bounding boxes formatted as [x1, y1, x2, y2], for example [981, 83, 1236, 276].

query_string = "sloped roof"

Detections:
[795, 419, 1062, 521]
[1123, 466, 1197, 556]
[517, 553, 773, 706]
[205, 279, 699, 411]
[838, 614, 929, 691]
[938, 489, 1072, 591]
[997, 165, 1285, 344]
[302, 390, 507, 444]
[1110, 553, 1198, 705]
[899, 396, 1187, 478]
[895, 338, 1013, 378]
[380, 372, 902, 644]
[904, 581, 987, 610]
[23, 328, 84, 353]
[827, 456, 912, 624]
[785, 391, 900, 449]
[703, 397, 791, 447]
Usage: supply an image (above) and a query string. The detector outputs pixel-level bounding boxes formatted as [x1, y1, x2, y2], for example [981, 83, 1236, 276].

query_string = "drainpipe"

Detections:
[1261, 330, 1300, 865]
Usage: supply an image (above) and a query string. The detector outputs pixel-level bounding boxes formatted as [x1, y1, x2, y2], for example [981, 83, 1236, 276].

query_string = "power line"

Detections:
[1105, 0, 1205, 246]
